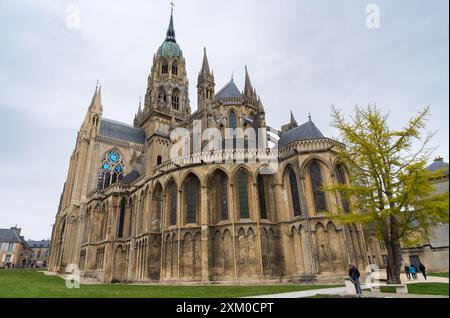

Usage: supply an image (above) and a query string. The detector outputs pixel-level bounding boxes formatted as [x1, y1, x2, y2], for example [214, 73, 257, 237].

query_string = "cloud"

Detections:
[0, 0, 448, 239]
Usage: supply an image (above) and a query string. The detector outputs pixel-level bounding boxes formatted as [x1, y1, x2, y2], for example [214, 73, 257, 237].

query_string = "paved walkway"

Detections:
[247, 286, 352, 298]
[247, 273, 449, 298]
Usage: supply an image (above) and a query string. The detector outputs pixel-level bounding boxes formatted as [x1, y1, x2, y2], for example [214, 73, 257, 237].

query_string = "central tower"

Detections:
[135, 9, 191, 173]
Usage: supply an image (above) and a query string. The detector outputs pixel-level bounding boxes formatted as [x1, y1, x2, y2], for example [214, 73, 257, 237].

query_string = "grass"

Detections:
[428, 272, 449, 278]
[0, 269, 342, 298]
[380, 283, 449, 296]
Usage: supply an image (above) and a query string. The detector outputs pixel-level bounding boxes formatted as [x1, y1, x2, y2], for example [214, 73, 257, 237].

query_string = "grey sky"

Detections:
[0, 0, 448, 240]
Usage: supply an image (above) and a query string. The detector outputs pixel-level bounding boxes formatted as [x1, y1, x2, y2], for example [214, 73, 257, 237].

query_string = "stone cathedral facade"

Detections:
[48, 12, 368, 283]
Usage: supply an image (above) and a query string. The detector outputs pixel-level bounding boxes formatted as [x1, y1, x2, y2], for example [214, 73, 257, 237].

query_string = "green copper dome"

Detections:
[160, 40, 181, 57]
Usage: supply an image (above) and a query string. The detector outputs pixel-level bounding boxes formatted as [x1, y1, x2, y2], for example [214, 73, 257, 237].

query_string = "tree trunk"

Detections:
[386, 215, 402, 284]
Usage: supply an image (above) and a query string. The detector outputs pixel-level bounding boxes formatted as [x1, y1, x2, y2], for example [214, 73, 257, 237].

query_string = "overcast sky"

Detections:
[0, 0, 448, 240]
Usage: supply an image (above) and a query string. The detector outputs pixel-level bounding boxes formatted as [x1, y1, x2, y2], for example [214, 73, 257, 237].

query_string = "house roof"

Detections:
[426, 158, 449, 175]
[99, 118, 146, 144]
[27, 240, 51, 248]
[0, 228, 22, 243]
[278, 119, 326, 147]
[122, 170, 141, 184]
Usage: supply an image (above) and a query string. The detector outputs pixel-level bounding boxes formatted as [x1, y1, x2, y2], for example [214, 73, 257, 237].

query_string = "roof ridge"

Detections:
[102, 118, 142, 130]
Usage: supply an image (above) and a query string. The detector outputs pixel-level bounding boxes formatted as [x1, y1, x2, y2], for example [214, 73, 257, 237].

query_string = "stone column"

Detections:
[200, 185, 209, 282]
[228, 182, 237, 279]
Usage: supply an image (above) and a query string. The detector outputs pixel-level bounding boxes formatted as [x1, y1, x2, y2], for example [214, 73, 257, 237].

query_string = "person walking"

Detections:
[419, 263, 427, 280]
[410, 264, 417, 280]
[404, 264, 411, 280]
[349, 264, 363, 295]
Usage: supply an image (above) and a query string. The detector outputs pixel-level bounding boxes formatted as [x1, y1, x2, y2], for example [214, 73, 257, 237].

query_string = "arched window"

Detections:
[288, 168, 302, 216]
[97, 150, 124, 190]
[157, 155, 162, 165]
[162, 60, 169, 74]
[209, 170, 229, 223]
[236, 169, 250, 219]
[128, 198, 134, 238]
[229, 111, 237, 129]
[157, 87, 167, 103]
[117, 198, 126, 238]
[171, 88, 180, 110]
[168, 181, 177, 226]
[185, 175, 200, 224]
[310, 161, 327, 212]
[172, 61, 178, 76]
[219, 173, 228, 221]
[257, 174, 268, 219]
[101, 204, 108, 240]
[335, 164, 350, 212]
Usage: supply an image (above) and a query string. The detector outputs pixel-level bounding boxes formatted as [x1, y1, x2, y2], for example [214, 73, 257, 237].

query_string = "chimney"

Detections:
[11, 226, 21, 236]
[434, 156, 444, 162]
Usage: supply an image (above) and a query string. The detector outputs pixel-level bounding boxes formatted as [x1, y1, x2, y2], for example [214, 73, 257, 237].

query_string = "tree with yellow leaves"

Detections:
[326, 105, 449, 284]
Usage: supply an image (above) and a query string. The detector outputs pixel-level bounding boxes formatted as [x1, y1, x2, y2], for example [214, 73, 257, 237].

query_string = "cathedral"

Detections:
[48, 10, 368, 283]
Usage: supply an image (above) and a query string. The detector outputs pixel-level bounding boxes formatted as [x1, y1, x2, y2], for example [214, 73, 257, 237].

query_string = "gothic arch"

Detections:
[182, 173, 201, 225]
[306, 159, 329, 213]
[207, 168, 230, 224]
[234, 167, 252, 220]
[326, 222, 344, 272]
[171, 87, 180, 110]
[117, 197, 127, 238]
[283, 165, 304, 218]
[165, 179, 178, 227]
[315, 222, 332, 273]
[301, 156, 332, 176]
[256, 170, 275, 221]
[151, 182, 163, 232]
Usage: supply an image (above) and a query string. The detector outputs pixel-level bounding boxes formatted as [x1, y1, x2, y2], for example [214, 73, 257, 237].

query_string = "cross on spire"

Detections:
[170, 1, 175, 15]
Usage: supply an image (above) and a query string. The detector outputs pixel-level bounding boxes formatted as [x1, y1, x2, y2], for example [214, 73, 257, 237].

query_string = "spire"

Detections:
[166, 6, 176, 42]
[290, 111, 298, 126]
[89, 84, 102, 112]
[200, 47, 210, 75]
[244, 66, 253, 92]
[244, 66, 256, 100]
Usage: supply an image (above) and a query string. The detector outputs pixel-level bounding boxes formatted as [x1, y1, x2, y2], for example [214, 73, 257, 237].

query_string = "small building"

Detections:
[401, 157, 449, 272]
[27, 240, 51, 268]
[0, 226, 32, 268]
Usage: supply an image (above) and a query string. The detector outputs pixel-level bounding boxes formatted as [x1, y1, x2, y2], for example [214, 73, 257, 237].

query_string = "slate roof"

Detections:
[99, 118, 146, 144]
[278, 120, 326, 147]
[122, 170, 141, 184]
[426, 159, 449, 175]
[215, 80, 242, 100]
[0, 228, 22, 243]
[27, 240, 51, 248]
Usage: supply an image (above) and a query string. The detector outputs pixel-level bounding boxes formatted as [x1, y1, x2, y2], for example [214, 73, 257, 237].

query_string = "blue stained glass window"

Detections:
[98, 150, 124, 190]
[108, 151, 120, 163]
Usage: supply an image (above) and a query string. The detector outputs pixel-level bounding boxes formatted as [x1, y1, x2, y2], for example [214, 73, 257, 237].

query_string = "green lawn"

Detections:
[0, 269, 342, 298]
[380, 283, 449, 296]
[428, 272, 449, 278]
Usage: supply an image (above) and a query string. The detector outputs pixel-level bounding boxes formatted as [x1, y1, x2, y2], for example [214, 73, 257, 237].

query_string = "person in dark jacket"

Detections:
[348, 264, 362, 295]
[404, 264, 411, 280]
[419, 263, 427, 280]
